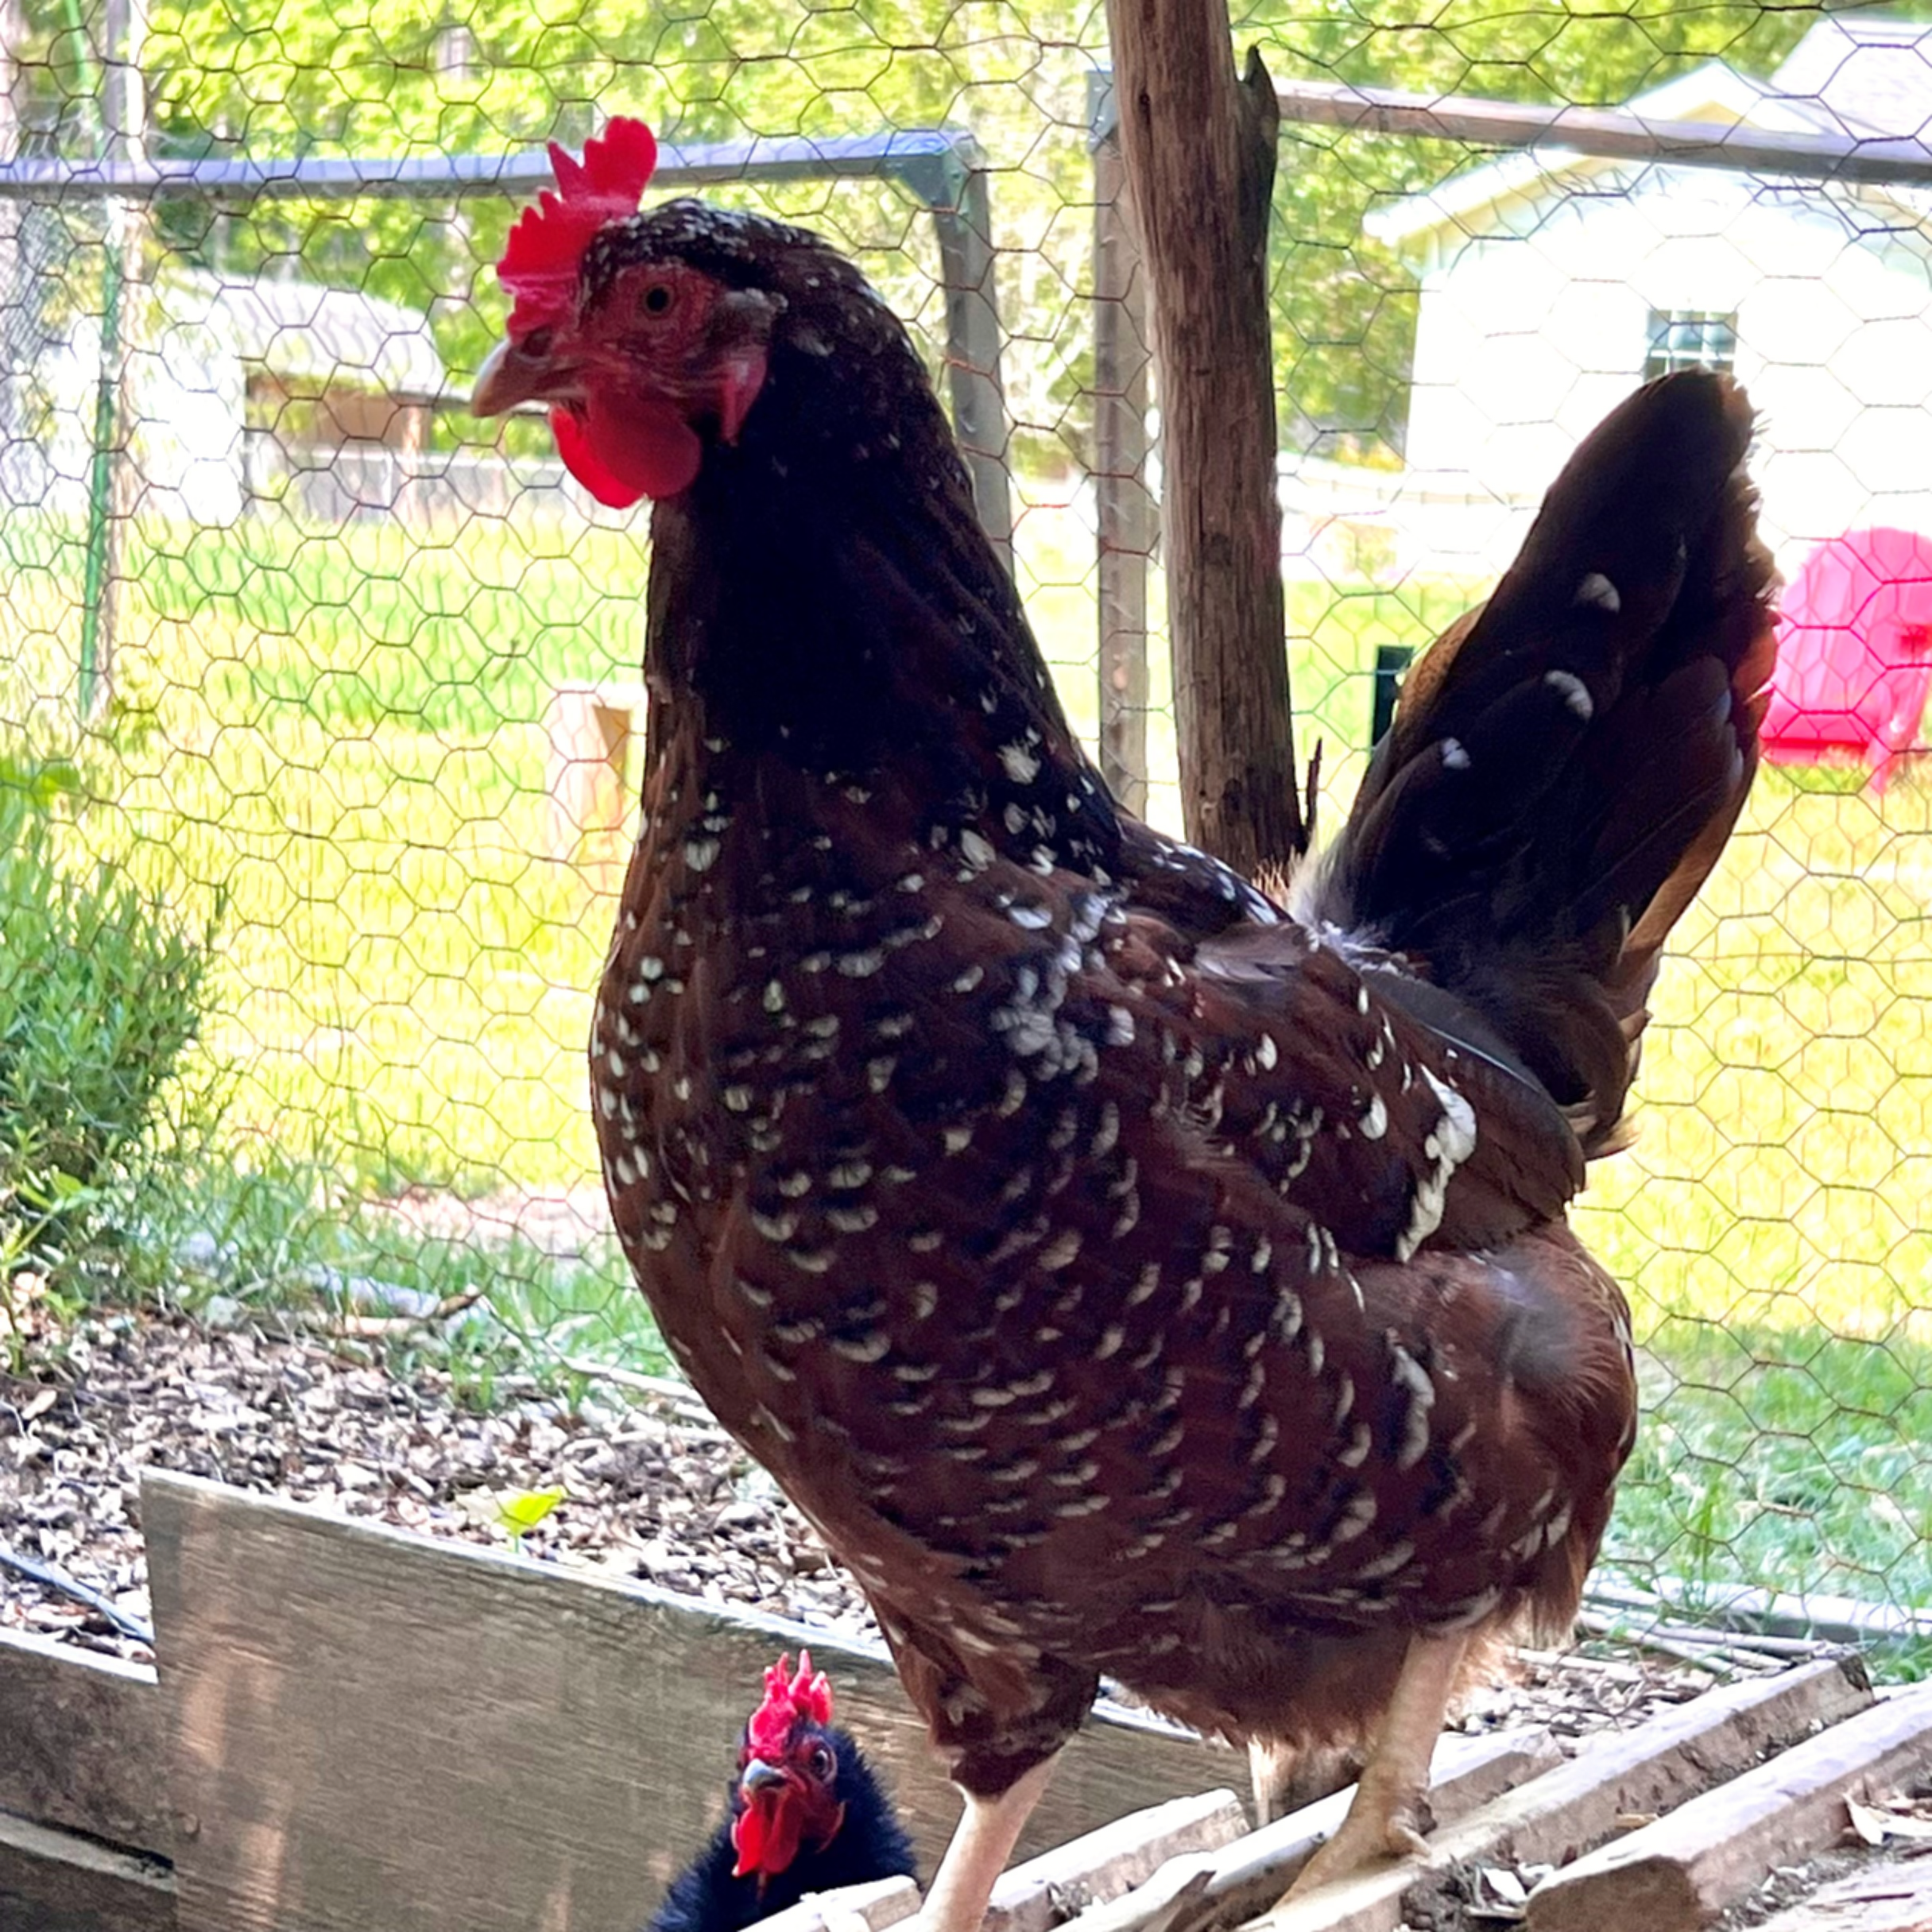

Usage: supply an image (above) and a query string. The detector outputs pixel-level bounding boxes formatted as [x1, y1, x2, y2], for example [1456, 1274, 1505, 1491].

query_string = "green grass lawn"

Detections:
[7, 498, 1931, 1625]
[27, 504, 1460, 1195]
[1612, 1316, 1932, 1622]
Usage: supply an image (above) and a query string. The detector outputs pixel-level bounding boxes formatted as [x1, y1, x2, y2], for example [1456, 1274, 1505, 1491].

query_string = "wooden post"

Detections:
[1102, 10, 1305, 887]
[544, 677, 650, 858]
[1091, 99, 1153, 819]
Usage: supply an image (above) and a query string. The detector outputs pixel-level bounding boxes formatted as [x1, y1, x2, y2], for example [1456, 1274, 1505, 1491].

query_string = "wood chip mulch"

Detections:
[0, 1303, 874, 1662]
[2, 1301, 1751, 1762]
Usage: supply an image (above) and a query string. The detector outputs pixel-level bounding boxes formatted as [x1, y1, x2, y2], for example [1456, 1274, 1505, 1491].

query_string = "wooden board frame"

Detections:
[0, 1625, 174, 1852]
[140, 1471, 1226, 1932]
[0, 1625, 180, 1930]
[0, 1809, 175, 1932]
[2, 1470, 1912, 1932]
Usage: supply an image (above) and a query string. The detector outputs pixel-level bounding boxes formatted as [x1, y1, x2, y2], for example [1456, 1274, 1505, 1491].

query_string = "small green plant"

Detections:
[0, 764, 223, 1280]
[460, 1485, 566, 1554]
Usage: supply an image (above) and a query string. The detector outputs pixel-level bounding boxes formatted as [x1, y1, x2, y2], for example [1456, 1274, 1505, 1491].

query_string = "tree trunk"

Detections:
[1102, 6, 1306, 889]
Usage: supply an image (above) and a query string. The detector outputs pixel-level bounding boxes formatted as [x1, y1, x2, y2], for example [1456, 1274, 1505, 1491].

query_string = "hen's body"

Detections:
[475, 151, 1775, 1915]
[604, 707, 1628, 1781]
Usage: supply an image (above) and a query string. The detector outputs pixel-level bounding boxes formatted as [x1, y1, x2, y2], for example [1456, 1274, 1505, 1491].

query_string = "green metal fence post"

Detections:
[71, 0, 145, 723]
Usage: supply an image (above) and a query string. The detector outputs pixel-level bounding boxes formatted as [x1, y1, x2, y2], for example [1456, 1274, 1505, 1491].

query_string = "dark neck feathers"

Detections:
[641, 1728, 916, 1932]
[640, 229, 1120, 870]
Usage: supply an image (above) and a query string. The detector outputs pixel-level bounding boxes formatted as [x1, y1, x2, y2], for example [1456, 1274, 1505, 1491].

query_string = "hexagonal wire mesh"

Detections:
[0, 0, 1926, 1654]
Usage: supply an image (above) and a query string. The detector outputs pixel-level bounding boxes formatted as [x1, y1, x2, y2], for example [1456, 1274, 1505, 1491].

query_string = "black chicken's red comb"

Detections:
[746, 1651, 833, 1757]
[497, 116, 659, 336]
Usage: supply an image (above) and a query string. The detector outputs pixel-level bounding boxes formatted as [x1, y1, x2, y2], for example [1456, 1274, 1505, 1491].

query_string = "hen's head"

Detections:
[729, 1651, 849, 1886]
[472, 116, 911, 511]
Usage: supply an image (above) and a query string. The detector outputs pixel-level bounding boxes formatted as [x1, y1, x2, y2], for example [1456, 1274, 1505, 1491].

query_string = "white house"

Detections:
[1351, 17, 1932, 584]
[7, 267, 446, 527]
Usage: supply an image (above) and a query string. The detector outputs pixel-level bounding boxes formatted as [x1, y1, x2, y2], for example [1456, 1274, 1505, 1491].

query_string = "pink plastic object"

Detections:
[1763, 527, 1932, 790]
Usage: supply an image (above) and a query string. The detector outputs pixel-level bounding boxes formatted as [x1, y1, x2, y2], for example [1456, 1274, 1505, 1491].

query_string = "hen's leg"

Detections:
[1248, 1738, 1361, 1826]
[1281, 1632, 1468, 1898]
[919, 1756, 1059, 1932]
[1249, 1739, 1295, 1826]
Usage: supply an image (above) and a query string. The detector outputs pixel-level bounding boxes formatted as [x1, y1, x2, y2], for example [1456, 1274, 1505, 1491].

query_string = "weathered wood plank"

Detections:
[143, 1471, 1225, 1932]
[1246, 1656, 1876, 1932]
[745, 1876, 921, 1932]
[1061, 1725, 1561, 1932]
[0, 1626, 176, 1854]
[1526, 1683, 1932, 1932]
[0, 1808, 175, 1932]
[1752, 1857, 1932, 1932]
[986, 1788, 1247, 1932]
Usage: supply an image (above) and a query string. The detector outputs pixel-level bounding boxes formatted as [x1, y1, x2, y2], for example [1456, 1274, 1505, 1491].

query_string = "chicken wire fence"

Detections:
[0, 0, 1929, 1653]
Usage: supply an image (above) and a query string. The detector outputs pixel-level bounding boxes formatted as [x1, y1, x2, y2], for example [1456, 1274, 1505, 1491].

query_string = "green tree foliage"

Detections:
[17, 0, 1822, 464]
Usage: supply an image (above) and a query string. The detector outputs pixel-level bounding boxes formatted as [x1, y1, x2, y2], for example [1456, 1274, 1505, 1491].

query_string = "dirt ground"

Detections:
[0, 1300, 881, 1659]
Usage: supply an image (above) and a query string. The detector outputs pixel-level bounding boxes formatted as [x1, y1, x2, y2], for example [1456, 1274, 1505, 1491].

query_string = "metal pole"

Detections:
[75, 0, 145, 722]
[77, 233, 122, 718]
[930, 169, 1014, 576]
[0, 128, 1008, 202]
[1082, 70, 1932, 194]
[0, 0, 24, 505]
[1268, 74, 1932, 188]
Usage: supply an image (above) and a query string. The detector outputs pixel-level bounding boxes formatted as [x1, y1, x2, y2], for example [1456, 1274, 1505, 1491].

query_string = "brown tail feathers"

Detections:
[1304, 370, 1780, 1154]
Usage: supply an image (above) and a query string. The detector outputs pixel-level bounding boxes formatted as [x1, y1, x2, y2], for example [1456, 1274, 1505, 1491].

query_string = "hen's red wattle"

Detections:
[552, 397, 701, 506]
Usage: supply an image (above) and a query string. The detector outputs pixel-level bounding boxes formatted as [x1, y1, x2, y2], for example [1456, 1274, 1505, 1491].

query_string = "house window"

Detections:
[435, 24, 474, 78]
[1645, 310, 1738, 381]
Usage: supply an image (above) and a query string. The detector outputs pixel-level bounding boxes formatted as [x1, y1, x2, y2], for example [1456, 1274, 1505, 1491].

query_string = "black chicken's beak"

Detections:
[739, 1760, 788, 1800]
[471, 338, 553, 418]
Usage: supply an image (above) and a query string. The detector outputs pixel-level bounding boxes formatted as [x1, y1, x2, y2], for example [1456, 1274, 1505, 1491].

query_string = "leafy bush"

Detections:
[0, 761, 222, 1272]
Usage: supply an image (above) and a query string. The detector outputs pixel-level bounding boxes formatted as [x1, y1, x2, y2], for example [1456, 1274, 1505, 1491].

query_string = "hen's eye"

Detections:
[641, 282, 675, 317]
[807, 1744, 834, 1779]
[521, 326, 554, 357]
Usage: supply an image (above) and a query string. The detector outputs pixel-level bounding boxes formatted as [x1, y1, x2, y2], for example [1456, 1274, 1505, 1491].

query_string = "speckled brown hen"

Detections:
[472, 118, 1778, 1926]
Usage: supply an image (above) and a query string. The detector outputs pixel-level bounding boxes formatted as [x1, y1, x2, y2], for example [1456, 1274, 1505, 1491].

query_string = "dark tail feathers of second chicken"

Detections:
[1303, 370, 1780, 1156]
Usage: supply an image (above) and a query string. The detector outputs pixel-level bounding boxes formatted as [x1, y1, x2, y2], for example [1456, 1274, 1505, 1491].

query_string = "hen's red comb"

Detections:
[497, 116, 659, 335]
[746, 1651, 834, 1758]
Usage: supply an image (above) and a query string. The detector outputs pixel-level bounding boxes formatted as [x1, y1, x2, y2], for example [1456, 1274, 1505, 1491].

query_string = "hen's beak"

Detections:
[471, 337, 554, 418]
[739, 1760, 788, 1799]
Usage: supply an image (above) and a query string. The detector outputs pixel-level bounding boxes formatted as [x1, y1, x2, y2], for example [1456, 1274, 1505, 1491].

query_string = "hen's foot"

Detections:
[1275, 1630, 1469, 1902]
[1281, 1791, 1431, 1897]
